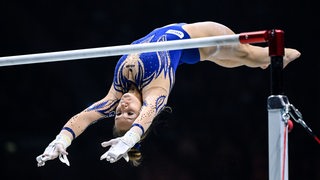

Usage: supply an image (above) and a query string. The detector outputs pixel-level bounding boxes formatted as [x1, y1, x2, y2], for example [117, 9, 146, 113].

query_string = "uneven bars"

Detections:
[0, 31, 268, 67]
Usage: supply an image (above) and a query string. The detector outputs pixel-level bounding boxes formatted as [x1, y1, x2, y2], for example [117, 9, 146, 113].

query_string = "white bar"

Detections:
[0, 34, 240, 67]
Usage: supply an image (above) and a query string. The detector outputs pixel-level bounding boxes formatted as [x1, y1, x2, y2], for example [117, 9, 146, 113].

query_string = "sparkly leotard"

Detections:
[113, 23, 200, 93]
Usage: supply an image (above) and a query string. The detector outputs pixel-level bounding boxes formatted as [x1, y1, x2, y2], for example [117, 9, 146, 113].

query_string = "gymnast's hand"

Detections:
[100, 129, 141, 163]
[36, 134, 71, 167]
[100, 137, 130, 163]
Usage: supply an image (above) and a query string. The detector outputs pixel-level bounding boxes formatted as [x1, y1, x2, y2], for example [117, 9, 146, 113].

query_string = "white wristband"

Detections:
[54, 134, 72, 149]
[121, 129, 141, 148]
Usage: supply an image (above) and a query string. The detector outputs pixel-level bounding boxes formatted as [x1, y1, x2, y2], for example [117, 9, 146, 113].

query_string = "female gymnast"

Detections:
[36, 21, 301, 167]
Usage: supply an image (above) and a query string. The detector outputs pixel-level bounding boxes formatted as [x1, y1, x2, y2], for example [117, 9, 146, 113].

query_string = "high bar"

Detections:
[0, 31, 269, 67]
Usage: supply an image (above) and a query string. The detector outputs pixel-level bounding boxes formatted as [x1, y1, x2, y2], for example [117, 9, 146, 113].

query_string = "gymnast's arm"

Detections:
[131, 87, 169, 134]
[36, 84, 121, 166]
[61, 85, 121, 139]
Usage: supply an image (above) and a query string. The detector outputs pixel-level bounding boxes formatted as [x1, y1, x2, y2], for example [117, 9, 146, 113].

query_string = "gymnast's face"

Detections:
[115, 93, 142, 132]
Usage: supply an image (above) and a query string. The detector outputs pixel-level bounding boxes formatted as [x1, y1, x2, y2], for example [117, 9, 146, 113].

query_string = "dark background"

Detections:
[0, 0, 319, 180]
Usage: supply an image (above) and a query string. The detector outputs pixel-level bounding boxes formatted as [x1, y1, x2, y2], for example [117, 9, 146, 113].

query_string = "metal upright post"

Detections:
[266, 29, 289, 180]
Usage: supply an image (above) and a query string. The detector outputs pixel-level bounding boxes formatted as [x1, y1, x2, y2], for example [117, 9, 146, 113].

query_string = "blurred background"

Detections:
[0, 0, 319, 179]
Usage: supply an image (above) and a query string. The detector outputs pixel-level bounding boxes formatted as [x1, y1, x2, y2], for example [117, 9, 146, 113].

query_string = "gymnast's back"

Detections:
[112, 23, 201, 93]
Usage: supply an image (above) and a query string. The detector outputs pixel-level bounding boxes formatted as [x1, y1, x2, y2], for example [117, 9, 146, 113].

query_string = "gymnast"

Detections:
[36, 21, 301, 167]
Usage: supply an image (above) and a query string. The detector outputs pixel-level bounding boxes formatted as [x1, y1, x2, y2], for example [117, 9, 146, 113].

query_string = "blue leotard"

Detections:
[113, 23, 200, 93]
